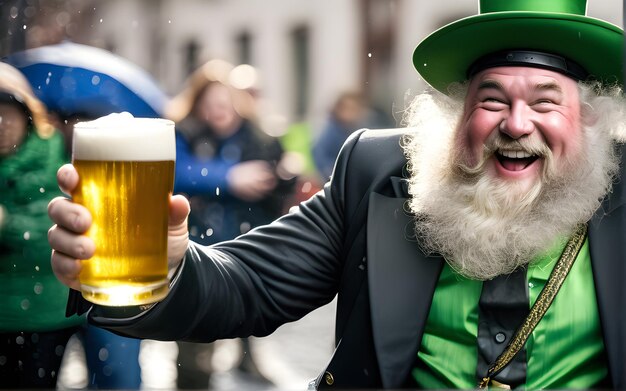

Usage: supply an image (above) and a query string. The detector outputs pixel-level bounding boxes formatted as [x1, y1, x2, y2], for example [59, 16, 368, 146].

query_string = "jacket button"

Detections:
[324, 371, 334, 385]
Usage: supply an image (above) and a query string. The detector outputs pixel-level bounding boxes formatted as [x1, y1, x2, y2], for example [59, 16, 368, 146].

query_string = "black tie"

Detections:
[476, 267, 529, 387]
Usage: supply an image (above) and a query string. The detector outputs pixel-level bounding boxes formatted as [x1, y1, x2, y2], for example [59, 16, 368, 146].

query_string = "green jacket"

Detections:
[0, 129, 84, 332]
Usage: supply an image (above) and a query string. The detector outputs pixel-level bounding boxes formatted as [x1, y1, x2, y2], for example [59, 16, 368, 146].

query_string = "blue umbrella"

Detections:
[2, 41, 168, 118]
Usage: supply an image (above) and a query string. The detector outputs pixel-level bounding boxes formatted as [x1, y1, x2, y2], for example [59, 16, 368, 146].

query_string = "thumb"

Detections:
[167, 194, 190, 271]
[169, 194, 190, 229]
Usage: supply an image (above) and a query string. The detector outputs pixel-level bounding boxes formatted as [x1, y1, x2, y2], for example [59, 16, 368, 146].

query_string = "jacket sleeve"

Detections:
[88, 129, 370, 342]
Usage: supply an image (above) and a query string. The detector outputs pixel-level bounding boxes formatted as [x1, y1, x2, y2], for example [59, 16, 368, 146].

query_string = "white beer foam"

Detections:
[72, 112, 176, 161]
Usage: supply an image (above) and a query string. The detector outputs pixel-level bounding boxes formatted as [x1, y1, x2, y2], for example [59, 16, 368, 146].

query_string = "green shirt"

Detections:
[412, 238, 607, 388]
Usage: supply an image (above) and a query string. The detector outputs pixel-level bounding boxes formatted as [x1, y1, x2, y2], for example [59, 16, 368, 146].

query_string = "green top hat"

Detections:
[413, 0, 624, 93]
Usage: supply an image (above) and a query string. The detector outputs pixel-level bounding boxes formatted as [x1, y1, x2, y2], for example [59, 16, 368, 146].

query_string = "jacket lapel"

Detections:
[367, 186, 443, 388]
[589, 197, 626, 388]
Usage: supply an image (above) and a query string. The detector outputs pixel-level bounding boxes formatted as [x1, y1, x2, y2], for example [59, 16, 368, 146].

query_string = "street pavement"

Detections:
[57, 298, 337, 390]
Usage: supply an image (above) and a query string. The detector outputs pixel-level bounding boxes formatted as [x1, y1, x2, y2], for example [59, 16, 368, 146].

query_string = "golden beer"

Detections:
[72, 115, 175, 306]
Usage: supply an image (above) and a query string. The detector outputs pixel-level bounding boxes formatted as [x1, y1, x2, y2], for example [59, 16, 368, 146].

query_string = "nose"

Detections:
[499, 102, 534, 139]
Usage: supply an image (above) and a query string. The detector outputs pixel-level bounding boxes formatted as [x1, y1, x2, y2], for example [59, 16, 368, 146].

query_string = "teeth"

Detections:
[499, 149, 534, 159]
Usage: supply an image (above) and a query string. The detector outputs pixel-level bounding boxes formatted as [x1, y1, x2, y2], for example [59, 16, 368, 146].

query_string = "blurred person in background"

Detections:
[3, 41, 175, 389]
[169, 59, 296, 245]
[0, 61, 84, 389]
[312, 91, 393, 181]
[166, 59, 296, 389]
[279, 120, 324, 211]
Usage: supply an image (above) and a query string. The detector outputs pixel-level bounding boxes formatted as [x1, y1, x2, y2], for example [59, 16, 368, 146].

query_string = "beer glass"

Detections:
[72, 115, 175, 306]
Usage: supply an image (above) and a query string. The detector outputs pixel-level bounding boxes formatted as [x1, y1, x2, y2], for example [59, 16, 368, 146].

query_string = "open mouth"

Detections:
[495, 149, 540, 172]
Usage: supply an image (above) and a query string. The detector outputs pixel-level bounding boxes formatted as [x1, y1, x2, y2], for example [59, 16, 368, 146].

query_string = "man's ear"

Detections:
[580, 101, 600, 129]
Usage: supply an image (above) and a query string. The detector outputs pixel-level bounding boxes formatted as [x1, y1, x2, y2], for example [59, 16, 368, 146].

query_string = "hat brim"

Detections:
[413, 12, 624, 93]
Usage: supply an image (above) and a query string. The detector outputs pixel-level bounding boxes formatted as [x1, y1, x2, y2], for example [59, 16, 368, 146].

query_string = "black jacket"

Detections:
[89, 128, 626, 389]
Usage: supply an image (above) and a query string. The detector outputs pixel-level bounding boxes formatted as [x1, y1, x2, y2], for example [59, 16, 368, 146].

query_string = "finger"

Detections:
[48, 197, 92, 234]
[50, 250, 83, 291]
[57, 164, 79, 196]
[48, 225, 95, 260]
[168, 195, 190, 270]
[169, 194, 190, 228]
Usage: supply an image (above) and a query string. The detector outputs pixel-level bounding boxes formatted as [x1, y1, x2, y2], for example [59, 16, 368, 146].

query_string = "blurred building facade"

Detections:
[1, 0, 623, 133]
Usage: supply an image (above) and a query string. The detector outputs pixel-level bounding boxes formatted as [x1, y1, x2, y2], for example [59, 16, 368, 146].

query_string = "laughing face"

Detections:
[456, 66, 583, 194]
[403, 69, 622, 279]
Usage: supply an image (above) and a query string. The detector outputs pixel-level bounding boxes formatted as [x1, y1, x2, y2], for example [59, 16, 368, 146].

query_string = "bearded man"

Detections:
[48, 0, 626, 389]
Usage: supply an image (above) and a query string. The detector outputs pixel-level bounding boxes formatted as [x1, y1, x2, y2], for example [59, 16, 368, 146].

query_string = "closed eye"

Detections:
[531, 99, 558, 112]
[481, 98, 508, 111]
[533, 99, 554, 105]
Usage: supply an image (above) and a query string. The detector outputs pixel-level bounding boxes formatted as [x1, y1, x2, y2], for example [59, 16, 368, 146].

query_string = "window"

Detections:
[290, 24, 309, 120]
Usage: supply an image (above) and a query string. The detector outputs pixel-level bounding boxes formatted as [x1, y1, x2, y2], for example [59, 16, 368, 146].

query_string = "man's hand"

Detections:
[48, 164, 191, 290]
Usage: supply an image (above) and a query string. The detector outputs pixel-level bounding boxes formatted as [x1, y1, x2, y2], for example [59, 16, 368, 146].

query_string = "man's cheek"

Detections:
[459, 129, 488, 165]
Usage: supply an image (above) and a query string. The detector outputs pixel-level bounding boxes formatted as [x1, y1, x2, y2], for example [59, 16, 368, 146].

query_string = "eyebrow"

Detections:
[477, 79, 504, 91]
[533, 81, 563, 96]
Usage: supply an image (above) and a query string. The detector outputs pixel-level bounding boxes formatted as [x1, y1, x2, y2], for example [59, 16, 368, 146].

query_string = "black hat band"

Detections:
[467, 50, 589, 81]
